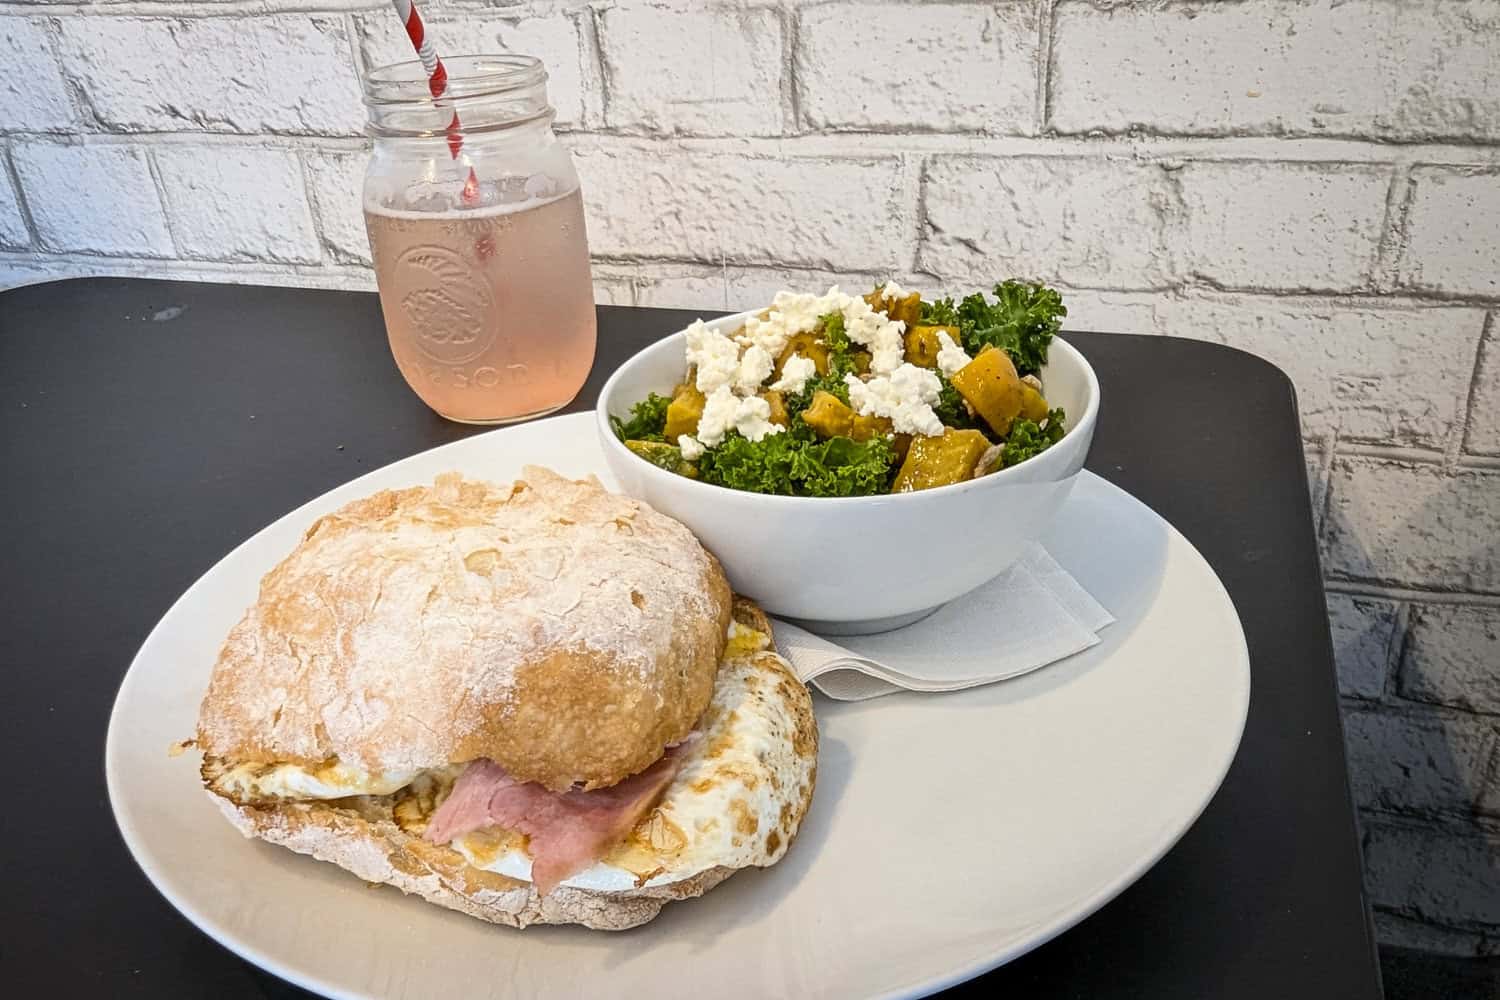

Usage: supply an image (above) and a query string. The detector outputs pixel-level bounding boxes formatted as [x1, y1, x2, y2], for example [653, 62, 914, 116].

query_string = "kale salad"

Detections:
[610, 281, 1069, 498]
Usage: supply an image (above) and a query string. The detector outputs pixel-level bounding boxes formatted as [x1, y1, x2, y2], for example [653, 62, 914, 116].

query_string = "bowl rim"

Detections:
[594, 308, 1100, 507]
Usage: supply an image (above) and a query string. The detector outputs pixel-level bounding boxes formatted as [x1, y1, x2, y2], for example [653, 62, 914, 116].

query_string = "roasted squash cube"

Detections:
[903, 324, 956, 367]
[892, 428, 991, 493]
[776, 331, 830, 378]
[866, 288, 922, 327]
[663, 385, 706, 440]
[850, 413, 893, 441]
[950, 347, 1024, 436]
[801, 390, 855, 439]
[1019, 383, 1050, 423]
[763, 389, 789, 427]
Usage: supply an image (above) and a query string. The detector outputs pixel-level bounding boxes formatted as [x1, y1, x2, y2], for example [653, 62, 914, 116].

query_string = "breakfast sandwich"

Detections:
[192, 467, 817, 930]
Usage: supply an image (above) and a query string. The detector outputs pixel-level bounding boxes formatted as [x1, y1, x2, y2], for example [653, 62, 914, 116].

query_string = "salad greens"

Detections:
[922, 280, 1065, 376]
[613, 280, 1074, 497]
[1000, 408, 1068, 469]
[609, 392, 671, 442]
[698, 422, 897, 498]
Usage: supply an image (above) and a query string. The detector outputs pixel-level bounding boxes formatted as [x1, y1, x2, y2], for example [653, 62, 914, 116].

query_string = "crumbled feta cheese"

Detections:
[935, 330, 972, 378]
[735, 344, 774, 394]
[678, 435, 705, 461]
[684, 320, 742, 395]
[879, 279, 914, 301]
[845, 364, 944, 437]
[738, 285, 905, 376]
[769, 353, 817, 395]
[839, 294, 906, 376]
[695, 386, 785, 447]
[733, 395, 783, 442]
[1021, 374, 1044, 393]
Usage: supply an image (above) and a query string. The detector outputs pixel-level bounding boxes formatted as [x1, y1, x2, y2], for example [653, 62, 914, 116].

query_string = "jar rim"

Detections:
[362, 54, 547, 106]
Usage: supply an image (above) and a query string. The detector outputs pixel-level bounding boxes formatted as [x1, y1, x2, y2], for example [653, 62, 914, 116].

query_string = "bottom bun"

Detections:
[214, 792, 735, 931]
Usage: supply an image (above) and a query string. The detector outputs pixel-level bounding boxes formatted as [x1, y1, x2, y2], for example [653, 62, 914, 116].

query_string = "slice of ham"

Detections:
[425, 737, 698, 896]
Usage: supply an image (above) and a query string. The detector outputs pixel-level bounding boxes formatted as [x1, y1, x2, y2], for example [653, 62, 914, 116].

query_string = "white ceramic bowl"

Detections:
[596, 310, 1100, 634]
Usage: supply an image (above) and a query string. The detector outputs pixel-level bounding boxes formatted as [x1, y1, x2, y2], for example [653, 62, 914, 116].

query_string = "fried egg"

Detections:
[442, 630, 817, 892]
[208, 758, 420, 801]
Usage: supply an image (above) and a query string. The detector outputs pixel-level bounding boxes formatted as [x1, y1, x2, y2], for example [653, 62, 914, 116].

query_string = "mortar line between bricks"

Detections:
[141, 149, 185, 259]
[587, 5, 614, 130]
[1372, 166, 1412, 293]
[1034, 0, 1054, 134]
[0, 144, 42, 251]
[780, 2, 801, 135]
[293, 149, 335, 268]
[1384, 600, 1414, 703]
[1458, 312, 1496, 461]
[1324, 578, 1500, 607]
[8, 127, 1500, 166]
[1334, 442, 1448, 464]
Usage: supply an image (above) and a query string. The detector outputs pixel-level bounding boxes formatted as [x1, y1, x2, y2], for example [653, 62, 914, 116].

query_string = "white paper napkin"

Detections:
[772, 544, 1115, 701]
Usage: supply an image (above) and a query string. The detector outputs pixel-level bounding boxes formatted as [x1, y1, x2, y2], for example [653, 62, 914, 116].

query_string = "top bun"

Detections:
[196, 467, 732, 791]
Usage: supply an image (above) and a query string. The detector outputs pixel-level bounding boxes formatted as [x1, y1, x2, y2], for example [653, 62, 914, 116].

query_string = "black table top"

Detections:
[0, 277, 1381, 999]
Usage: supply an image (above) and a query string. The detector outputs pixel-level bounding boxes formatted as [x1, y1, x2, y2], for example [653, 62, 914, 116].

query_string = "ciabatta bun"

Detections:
[196, 467, 733, 791]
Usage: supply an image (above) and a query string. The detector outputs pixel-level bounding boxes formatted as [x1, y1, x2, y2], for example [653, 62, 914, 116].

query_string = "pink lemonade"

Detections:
[365, 187, 597, 424]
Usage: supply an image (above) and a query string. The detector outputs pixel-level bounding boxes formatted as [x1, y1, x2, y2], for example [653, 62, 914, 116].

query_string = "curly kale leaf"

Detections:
[1001, 408, 1067, 468]
[610, 392, 671, 442]
[698, 425, 896, 497]
[819, 311, 864, 379]
[920, 297, 960, 327]
[954, 281, 1066, 376]
[785, 370, 851, 418]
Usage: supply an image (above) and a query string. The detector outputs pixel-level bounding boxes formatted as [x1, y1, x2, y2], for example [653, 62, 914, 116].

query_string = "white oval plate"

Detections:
[107, 411, 1249, 1000]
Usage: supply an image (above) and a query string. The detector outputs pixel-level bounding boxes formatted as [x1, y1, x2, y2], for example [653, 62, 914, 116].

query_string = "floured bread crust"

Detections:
[196, 467, 733, 791]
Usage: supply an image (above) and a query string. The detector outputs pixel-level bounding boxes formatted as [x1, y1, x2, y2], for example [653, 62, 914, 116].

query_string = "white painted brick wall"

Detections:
[797, 2, 1037, 134]
[1050, 0, 1500, 141]
[1364, 821, 1500, 930]
[2, 0, 1498, 957]
[1325, 460, 1500, 594]
[155, 147, 320, 264]
[575, 146, 906, 270]
[1175, 162, 1389, 292]
[920, 157, 1177, 288]
[302, 148, 373, 266]
[1158, 299, 1485, 451]
[1401, 604, 1500, 715]
[1326, 594, 1398, 700]
[11, 142, 172, 256]
[54, 16, 364, 135]
[1343, 708, 1497, 815]
[0, 18, 76, 132]
[599, 7, 783, 136]
[1399, 168, 1500, 298]
[0, 161, 28, 250]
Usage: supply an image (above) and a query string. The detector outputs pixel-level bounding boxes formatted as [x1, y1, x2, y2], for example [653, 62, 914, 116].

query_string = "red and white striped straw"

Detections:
[389, 0, 480, 204]
[390, 0, 461, 159]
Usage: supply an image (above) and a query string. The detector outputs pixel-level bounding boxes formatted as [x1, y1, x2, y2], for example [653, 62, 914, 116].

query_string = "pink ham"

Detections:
[425, 738, 697, 895]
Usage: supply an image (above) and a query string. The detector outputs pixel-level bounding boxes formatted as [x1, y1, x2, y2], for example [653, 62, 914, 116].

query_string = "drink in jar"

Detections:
[365, 184, 596, 424]
[361, 54, 596, 424]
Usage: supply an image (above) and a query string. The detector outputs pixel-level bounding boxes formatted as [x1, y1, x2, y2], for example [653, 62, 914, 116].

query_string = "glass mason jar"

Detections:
[361, 55, 596, 424]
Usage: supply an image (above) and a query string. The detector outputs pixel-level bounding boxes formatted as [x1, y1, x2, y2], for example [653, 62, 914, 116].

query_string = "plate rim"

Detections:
[105, 410, 1250, 1000]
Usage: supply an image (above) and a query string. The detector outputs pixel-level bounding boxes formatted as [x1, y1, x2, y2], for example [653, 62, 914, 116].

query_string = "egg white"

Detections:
[452, 627, 813, 892]
[214, 759, 420, 801]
